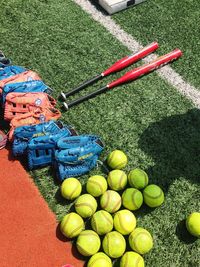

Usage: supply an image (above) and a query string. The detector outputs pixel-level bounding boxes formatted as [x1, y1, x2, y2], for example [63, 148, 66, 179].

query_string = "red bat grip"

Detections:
[102, 42, 159, 77]
[108, 49, 182, 89]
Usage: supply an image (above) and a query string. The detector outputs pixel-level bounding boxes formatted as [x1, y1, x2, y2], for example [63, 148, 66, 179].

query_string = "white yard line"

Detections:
[73, 0, 200, 108]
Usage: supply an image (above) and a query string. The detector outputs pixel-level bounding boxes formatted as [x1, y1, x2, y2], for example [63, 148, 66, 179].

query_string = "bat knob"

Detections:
[63, 102, 69, 110]
[60, 91, 67, 101]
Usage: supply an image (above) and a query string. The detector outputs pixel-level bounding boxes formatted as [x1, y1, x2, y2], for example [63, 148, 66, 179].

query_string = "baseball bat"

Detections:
[60, 42, 159, 100]
[63, 49, 182, 110]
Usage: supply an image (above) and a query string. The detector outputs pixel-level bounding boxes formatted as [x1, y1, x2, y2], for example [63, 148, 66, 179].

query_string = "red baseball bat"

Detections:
[60, 42, 159, 100]
[108, 48, 182, 88]
[63, 49, 182, 110]
[102, 41, 159, 76]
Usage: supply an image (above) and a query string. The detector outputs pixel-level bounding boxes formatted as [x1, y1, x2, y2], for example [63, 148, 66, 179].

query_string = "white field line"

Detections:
[73, 0, 200, 108]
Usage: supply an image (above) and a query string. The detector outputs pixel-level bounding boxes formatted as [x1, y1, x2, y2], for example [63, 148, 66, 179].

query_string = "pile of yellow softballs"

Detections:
[59, 150, 165, 267]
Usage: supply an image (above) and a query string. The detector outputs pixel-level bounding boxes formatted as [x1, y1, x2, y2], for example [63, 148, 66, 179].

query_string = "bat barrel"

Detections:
[102, 42, 159, 77]
[108, 49, 182, 89]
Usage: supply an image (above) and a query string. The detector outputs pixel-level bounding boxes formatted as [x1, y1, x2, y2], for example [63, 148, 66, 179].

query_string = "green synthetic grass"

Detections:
[113, 0, 200, 89]
[1, 1, 200, 266]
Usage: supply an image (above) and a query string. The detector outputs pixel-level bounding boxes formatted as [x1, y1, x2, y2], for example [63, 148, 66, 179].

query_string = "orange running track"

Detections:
[0, 147, 85, 267]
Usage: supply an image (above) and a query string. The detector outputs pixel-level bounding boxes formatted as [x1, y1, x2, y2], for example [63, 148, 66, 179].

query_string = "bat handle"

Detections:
[60, 74, 103, 101]
[63, 85, 108, 110]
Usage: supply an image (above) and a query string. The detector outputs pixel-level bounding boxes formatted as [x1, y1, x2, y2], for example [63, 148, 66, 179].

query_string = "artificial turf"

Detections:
[1, 0, 200, 266]
[113, 0, 200, 89]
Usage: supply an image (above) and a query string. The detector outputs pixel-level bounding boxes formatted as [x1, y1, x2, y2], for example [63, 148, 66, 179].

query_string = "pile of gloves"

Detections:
[0, 52, 104, 180]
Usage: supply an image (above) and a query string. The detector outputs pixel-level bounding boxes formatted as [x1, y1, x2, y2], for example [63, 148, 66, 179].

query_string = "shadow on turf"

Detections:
[88, 0, 109, 16]
[55, 224, 87, 265]
[176, 219, 198, 244]
[56, 221, 131, 267]
[138, 108, 200, 190]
